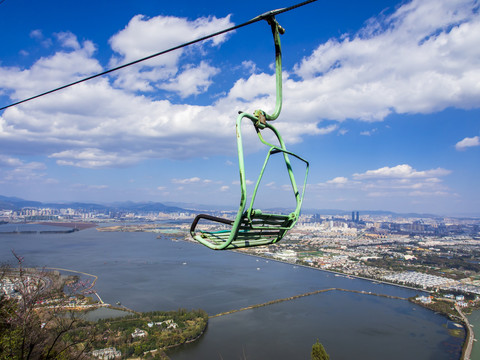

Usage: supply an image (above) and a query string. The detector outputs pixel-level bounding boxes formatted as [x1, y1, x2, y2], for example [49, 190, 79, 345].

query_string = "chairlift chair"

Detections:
[190, 15, 309, 250]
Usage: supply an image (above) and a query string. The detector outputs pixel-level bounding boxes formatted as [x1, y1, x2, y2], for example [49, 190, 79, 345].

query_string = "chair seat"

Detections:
[191, 211, 295, 250]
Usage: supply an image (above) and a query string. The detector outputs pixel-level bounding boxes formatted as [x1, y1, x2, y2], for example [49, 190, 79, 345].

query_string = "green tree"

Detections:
[311, 339, 329, 360]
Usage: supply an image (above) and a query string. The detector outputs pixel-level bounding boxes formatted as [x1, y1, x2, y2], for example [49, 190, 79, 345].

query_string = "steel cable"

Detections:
[0, 0, 317, 111]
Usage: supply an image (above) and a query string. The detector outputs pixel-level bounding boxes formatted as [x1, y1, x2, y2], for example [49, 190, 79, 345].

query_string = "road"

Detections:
[455, 303, 475, 360]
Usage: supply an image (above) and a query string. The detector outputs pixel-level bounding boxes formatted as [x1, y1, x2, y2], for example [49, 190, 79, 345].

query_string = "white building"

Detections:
[131, 328, 147, 338]
[92, 347, 121, 359]
[275, 250, 297, 262]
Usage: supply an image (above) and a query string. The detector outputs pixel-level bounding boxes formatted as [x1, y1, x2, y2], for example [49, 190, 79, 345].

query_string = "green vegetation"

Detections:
[366, 252, 480, 280]
[92, 309, 208, 358]
[311, 339, 329, 360]
[420, 254, 480, 273]
[410, 297, 460, 320]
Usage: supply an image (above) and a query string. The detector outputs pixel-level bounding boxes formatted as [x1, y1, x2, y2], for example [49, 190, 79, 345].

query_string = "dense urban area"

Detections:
[1, 202, 480, 359]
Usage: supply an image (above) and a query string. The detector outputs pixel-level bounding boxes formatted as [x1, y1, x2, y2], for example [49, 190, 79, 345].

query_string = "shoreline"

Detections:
[180, 234, 430, 294]
[233, 249, 430, 294]
[456, 304, 474, 360]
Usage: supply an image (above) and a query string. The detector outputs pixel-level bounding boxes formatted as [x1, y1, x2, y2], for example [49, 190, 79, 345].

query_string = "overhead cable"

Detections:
[0, 0, 317, 111]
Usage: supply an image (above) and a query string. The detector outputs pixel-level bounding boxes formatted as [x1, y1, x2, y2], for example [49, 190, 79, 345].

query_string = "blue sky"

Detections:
[0, 0, 479, 216]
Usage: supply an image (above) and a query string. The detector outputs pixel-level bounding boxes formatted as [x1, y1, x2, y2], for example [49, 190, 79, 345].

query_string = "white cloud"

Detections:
[408, 190, 450, 197]
[241, 60, 257, 74]
[159, 61, 220, 98]
[49, 148, 137, 168]
[360, 128, 377, 136]
[232, 179, 254, 186]
[1, 1, 479, 170]
[171, 177, 201, 184]
[0, 39, 100, 101]
[0, 155, 23, 167]
[455, 135, 480, 150]
[312, 164, 452, 200]
[318, 124, 338, 135]
[29, 29, 52, 48]
[0, 158, 47, 183]
[30, 29, 44, 40]
[108, 14, 233, 93]
[327, 176, 349, 185]
[353, 164, 451, 179]
[291, 0, 480, 122]
[220, 185, 229, 192]
[55, 32, 81, 50]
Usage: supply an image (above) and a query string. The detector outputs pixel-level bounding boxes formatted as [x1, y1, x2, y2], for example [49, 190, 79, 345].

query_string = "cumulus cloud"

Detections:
[49, 148, 138, 168]
[326, 176, 349, 185]
[314, 164, 452, 199]
[0, 38, 100, 100]
[353, 164, 451, 179]
[159, 61, 220, 98]
[1, 0, 479, 169]
[292, 0, 480, 122]
[455, 135, 480, 150]
[55, 32, 81, 50]
[108, 14, 233, 93]
[0, 13, 240, 168]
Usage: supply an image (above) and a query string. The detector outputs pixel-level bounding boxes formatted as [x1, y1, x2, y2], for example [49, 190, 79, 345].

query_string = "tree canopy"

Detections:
[311, 339, 330, 360]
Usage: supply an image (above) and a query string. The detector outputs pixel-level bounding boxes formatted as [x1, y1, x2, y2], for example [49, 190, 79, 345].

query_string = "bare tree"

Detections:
[0, 251, 96, 359]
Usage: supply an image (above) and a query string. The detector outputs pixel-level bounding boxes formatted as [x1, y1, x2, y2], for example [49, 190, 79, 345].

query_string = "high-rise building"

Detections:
[356, 211, 359, 222]
[352, 211, 355, 222]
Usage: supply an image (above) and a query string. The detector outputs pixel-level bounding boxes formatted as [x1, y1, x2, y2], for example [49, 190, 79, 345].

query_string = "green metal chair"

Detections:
[190, 15, 309, 250]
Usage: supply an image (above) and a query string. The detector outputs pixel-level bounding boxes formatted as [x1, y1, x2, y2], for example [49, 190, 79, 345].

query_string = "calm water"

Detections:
[0, 227, 463, 359]
[0, 223, 74, 232]
[468, 310, 480, 360]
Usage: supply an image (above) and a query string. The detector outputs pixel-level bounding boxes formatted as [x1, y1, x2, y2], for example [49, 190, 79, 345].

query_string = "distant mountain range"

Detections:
[0, 195, 44, 209]
[0, 195, 188, 214]
[2, 195, 476, 219]
[0, 195, 431, 218]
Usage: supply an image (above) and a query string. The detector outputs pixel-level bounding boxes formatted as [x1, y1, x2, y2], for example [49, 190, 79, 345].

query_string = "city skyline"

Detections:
[0, 0, 479, 216]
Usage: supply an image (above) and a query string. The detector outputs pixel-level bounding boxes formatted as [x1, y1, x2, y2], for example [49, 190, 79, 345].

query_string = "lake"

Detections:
[0, 226, 464, 359]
